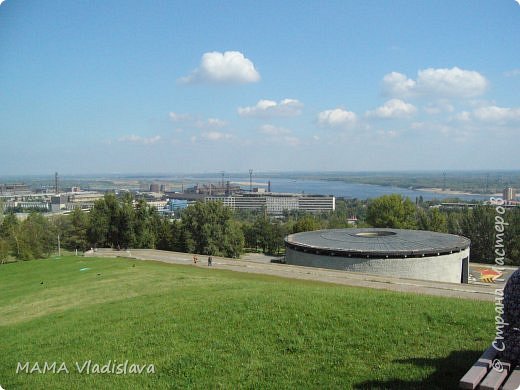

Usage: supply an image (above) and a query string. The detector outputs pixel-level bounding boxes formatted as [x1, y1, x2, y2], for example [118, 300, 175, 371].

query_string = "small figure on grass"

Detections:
[208, 256, 212, 267]
[193, 255, 198, 264]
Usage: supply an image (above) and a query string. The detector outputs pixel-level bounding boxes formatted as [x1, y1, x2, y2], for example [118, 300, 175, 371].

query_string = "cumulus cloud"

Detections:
[169, 112, 192, 122]
[118, 135, 161, 145]
[317, 108, 357, 127]
[169, 112, 227, 129]
[194, 118, 227, 129]
[238, 99, 303, 117]
[383, 67, 488, 98]
[259, 124, 291, 135]
[179, 51, 260, 84]
[382, 72, 416, 97]
[201, 131, 232, 141]
[473, 105, 520, 122]
[423, 100, 454, 115]
[366, 99, 416, 118]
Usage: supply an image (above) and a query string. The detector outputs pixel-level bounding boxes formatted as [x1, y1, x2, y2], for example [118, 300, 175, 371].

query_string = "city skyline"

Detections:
[1, 1, 519, 174]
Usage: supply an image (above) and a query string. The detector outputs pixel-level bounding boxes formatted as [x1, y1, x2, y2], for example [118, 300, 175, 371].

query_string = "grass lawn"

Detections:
[0, 256, 494, 389]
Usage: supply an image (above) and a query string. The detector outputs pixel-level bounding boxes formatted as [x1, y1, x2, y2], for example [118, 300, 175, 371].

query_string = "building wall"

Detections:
[205, 194, 335, 215]
[285, 247, 470, 284]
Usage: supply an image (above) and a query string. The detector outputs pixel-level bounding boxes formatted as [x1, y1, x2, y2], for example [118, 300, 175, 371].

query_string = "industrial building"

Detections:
[285, 228, 471, 283]
[0, 183, 31, 196]
[503, 187, 517, 202]
[205, 193, 335, 215]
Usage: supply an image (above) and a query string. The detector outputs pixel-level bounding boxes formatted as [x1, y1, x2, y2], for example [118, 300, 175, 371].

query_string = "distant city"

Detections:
[0, 171, 518, 220]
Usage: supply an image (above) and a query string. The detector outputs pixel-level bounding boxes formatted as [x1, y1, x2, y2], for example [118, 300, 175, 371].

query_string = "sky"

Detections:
[0, 0, 519, 175]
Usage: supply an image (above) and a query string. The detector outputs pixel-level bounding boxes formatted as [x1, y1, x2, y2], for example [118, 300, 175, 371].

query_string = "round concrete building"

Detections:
[285, 228, 471, 283]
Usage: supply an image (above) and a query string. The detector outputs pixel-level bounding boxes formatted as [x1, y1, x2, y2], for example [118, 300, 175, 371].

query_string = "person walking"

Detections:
[207, 255, 212, 267]
[193, 255, 198, 264]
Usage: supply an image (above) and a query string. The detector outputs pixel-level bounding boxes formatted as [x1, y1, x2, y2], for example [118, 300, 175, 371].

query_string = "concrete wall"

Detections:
[285, 247, 470, 284]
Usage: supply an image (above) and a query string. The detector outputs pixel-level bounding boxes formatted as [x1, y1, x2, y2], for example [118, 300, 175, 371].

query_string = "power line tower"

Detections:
[249, 169, 253, 193]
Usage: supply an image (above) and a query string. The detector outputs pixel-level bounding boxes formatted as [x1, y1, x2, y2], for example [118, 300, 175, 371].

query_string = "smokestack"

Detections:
[268, 180, 271, 193]
[249, 169, 253, 192]
[55, 172, 59, 194]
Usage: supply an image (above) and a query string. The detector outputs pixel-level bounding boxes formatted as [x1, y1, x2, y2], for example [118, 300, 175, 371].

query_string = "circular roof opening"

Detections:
[353, 231, 397, 238]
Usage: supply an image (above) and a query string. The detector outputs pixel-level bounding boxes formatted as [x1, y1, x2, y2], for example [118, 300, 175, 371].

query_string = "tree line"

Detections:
[1, 193, 519, 265]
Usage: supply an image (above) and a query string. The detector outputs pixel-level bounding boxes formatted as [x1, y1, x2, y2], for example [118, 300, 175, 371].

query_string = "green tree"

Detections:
[87, 197, 111, 248]
[505, 208, 520, 265]
[0, 237, 9, 264]
[180, 201, 244, 257]
[65, 208, 90, 251]
[21, 212, 55, 259]
[134, 200, 159, 248]
[366, 194, 417, 229]
[417, 208, 448, 232]
[292, 215, 321, 233]
[458, 206, 494, 263]
[0, 213, 22, 259]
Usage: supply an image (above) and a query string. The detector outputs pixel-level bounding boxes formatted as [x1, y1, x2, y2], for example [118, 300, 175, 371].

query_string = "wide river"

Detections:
[183, 176, 490, 202]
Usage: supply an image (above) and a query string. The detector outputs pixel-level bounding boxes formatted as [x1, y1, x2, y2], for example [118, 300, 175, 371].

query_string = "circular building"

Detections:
[285, 228, 471, 283]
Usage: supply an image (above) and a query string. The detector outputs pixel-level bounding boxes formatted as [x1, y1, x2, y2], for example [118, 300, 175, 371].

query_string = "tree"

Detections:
[62, 208, 90, 251]
[0, 237, 9, 264]
[180, 201, 244, 257]
[505, 208, 520, 265]
[458, 206, 494, 263]
[417, 208, 448, 232]
[133, 200, 158, 248]
[87, 197, 110, 248]
[366, 194, 417, 229]
[21, 212, 55, 259]
[292, 215, 321, 233]
[0, 212, 22, 259]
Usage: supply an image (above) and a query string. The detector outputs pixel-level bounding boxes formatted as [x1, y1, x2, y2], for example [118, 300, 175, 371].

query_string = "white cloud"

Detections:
[179, 51, 260, 84]
[376, 130, 398, 138]
[238, 98, 303, 117]
[504, 68, 520, 77]
[317, 108, 357, 127]
[454, 111, 472, 122]
[169, 112, 192, 122]
[195, 118, 227, 129]
[473, 105, 520, 122]
[383, 67, 488, 98]
[382, 72, 416, 97]
[259, 124, 291, 135]
[118, 135, 161, 145]
[169, 112, 227, 129]
[423, 100, 454, 115]
[201, 131, 232, 141]
[366, 99, 416, 118]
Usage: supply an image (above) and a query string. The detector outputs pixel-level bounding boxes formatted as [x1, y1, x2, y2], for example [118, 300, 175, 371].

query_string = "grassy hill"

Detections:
[0, 256, 494, 389]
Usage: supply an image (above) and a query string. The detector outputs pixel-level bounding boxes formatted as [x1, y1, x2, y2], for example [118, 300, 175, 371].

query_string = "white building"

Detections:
[205, 193, 335, 215]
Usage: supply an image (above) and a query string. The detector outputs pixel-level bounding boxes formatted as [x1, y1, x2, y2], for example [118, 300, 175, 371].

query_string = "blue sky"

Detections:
[0, 0, 519, 175]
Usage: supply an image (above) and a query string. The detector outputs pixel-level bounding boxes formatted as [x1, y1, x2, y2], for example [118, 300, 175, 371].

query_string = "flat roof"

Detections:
[285, 228, 470, 256]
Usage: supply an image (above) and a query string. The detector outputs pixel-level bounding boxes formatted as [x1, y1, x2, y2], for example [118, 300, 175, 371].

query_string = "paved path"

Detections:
[86, 249, 511, 302]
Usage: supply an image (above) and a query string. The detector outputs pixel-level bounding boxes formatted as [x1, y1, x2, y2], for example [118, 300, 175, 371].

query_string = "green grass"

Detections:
[0, 256, 494, 389]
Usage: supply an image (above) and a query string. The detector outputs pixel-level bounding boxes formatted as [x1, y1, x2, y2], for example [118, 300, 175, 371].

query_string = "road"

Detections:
[86, 249, 517, 302]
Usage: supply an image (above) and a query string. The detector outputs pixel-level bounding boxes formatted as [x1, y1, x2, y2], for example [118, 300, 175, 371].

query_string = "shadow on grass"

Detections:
[354, 350, 482, 390]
